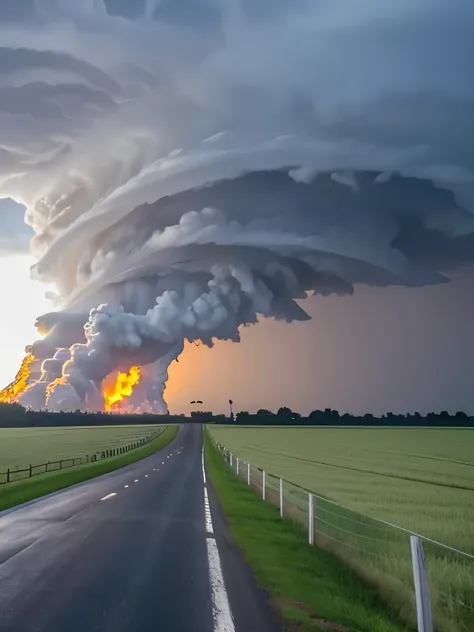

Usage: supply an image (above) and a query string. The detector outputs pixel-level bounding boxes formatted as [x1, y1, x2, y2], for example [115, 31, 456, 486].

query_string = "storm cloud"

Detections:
[1, 0, 473, 410]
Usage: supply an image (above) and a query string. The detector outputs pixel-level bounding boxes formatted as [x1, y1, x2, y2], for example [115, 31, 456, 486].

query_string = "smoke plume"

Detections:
[1, 0, 474, 410]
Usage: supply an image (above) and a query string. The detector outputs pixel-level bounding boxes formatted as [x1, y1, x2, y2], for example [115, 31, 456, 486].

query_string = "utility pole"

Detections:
[229, 399, 234, 420]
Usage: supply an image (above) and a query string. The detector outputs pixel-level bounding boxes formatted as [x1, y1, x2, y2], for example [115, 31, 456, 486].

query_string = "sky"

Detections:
[2, 192, 472, 416]
[1, 0, 474, 415]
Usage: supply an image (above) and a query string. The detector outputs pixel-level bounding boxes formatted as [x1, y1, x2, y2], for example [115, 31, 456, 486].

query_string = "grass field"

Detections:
[0, 424, 178, 511]
[208, 425, 474, 631]
[0, 425, 165, 472]
[205, 431, 408, 632]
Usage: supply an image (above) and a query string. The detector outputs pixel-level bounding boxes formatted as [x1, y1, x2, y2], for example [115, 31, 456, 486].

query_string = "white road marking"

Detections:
[145, 474, 149, 478]
[162, 461, 165, 465]
[206, 539, 235, 632]
[124, 485, 129, 488]
[202, 445, 235, 632]
[134, 479, 139, 483]
[101, 493, 117, 501]
[204, 487, 213, 534]
[202, 449, 207, 484]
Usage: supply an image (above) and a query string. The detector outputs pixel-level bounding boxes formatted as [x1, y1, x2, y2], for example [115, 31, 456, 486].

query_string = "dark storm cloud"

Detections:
[0, 0, 473, 410]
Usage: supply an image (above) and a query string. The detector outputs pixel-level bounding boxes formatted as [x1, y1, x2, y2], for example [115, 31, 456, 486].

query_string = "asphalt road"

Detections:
[0, 424, 278, 632]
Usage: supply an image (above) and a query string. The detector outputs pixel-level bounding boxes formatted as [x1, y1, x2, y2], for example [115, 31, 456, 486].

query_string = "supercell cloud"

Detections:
[1, 0, 474, 411]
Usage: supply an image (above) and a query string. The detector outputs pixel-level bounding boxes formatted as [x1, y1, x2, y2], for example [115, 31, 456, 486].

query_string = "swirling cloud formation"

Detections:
[1, 0, 474, 410]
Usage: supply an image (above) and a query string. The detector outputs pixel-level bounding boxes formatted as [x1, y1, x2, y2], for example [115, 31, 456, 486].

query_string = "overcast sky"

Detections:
[1, 0, 474, 414]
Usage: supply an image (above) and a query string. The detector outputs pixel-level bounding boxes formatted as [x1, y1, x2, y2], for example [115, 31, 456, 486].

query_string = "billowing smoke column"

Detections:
[1, 0, 474, 411]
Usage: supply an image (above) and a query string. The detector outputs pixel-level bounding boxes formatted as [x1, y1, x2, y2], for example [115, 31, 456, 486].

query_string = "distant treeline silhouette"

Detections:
[0, 403, 186, 427]
[0, 402, 472, 427]
[226, 406, 474, 427]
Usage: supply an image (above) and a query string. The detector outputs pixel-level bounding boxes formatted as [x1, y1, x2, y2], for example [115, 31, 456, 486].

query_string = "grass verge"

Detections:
[0, 424, 179, 512]
[204, 430, 409, 632]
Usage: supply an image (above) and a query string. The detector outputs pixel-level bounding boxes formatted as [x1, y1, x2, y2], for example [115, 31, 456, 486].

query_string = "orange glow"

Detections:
[45, 376, 68, 405]
[0, 354, 35, 404]
[102, 366, 141, 412]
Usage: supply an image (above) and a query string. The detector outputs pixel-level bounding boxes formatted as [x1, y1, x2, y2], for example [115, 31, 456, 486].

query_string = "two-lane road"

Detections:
[0, 424, 278, 632]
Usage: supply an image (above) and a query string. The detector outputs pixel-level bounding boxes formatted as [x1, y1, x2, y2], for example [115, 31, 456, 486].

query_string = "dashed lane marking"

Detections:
[101, 493, 117, 501]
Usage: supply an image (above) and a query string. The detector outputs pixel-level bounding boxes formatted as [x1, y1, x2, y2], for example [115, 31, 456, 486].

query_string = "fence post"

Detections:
[280, 478, 283, 517]
[236, 457, 239, 476]
[247, 462, 250, 485]
[262, 470, 266, 501]
[410, 535, 433, 632]
[230, 452, 233, 468]
[6, 468, 10, 483]
[308, 493, 314, 545]
[29, 464, 32, 478]
[60, 459, 63, 469]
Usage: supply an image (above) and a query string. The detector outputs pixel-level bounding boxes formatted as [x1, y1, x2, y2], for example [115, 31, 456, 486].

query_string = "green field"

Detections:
[0, 425, 178, 511]
[208, 425, 474, 631]
[0, 425, 165, 473]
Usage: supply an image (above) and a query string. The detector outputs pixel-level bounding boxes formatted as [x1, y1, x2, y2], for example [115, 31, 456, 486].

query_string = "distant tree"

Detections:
[277, 406, 293, 420]
[292, 412, 301, 421]
[455, 411, 468, 419]
[256, 408, 273, 416]
[440, 410, 450, 418]
[236, 411, 250, 422]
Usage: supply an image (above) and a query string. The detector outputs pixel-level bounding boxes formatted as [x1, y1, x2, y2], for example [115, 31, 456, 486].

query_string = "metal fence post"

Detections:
[308, 493, 314, 545]
[247, 462, 250, 485]
[230, 452, 233, 468]
[280, 478, 283, 517]
[236, 457, 239, 476]
[6, 468, 10, 483]
[262, 470, 266, 500]
[29, 464, 32, 478]
[410, 535, 433, 632]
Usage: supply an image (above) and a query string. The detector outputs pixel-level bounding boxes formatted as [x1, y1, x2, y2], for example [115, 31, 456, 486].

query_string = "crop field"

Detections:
[0, 425, 164, 473]
[208, 425, 474, 631]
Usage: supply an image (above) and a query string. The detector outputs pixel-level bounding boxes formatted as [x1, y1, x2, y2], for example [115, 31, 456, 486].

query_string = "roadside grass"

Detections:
[208, 426, 474, 632]
[204, 431, 409, 632]
[0, 424, 178, 511]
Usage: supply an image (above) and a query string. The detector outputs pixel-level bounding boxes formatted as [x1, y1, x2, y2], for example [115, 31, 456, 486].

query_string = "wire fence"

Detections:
[218, 442, 474, 632]
[0, 428, 165, 484]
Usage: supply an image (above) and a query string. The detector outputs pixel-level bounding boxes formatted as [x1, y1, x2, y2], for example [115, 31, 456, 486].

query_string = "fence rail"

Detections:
[0, 429, 165, 485]
[213, 440, 474, 632]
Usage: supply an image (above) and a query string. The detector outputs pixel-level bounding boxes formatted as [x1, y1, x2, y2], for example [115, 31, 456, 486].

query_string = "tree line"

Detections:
[0, 403, 185, 427]
[0, 402, 472, 427]
[225, 406, 474, 427]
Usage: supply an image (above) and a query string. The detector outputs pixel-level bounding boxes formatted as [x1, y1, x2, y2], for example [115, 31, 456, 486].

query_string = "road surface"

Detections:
[0, 424, 278, 632]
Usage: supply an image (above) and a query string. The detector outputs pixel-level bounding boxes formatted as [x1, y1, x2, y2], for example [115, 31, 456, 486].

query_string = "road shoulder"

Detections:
[205, 447, 282, 632]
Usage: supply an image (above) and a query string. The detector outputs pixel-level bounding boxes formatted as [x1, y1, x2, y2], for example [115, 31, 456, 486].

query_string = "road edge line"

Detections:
[202, 443, 235, 632]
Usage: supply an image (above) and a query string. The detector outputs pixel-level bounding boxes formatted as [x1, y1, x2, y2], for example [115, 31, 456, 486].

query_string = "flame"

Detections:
[0, 354, 35, 404]
[45, 376, 68, 406]
[102, 366, 141, 412]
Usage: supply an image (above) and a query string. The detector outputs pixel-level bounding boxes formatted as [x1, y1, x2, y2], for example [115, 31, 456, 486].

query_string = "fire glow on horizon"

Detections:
[102, 366, 141, 412]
